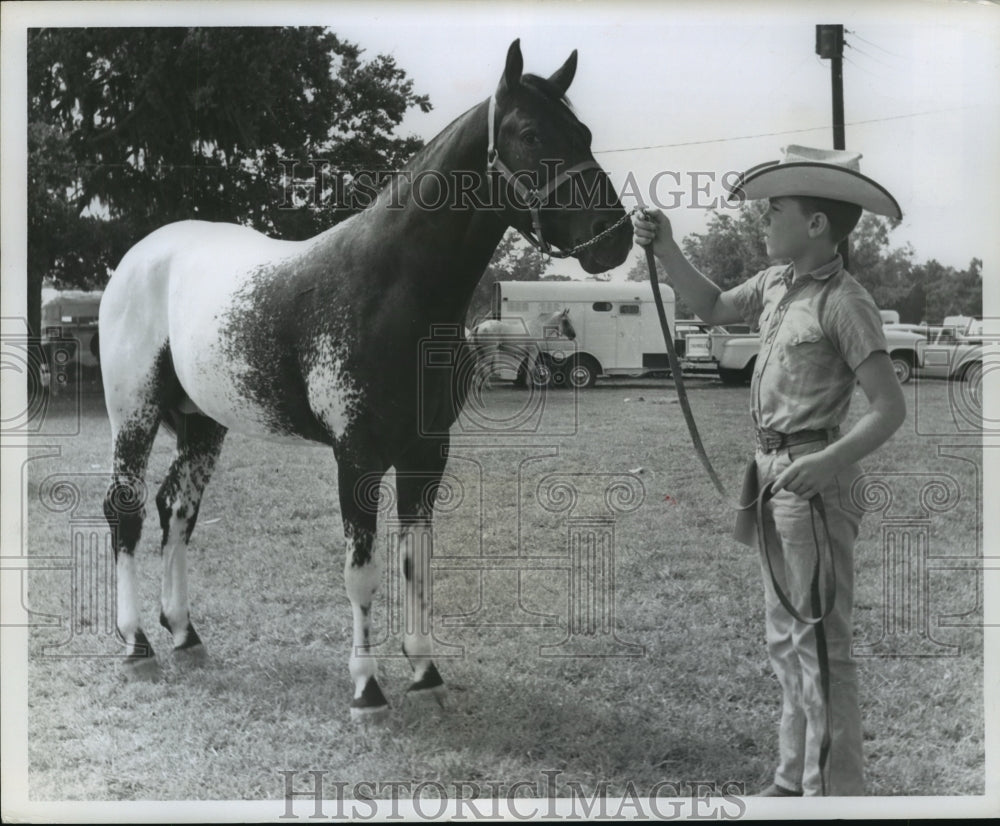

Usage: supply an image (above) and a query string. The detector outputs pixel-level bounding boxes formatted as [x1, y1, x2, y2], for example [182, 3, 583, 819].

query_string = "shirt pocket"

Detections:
[779, 310, 831, 369]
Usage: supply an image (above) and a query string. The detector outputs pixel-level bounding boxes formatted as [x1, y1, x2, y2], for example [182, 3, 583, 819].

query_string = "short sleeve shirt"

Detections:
[723, 254, 888, 433]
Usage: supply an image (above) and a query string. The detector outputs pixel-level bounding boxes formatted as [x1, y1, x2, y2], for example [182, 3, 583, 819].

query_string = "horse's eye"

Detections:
[521, 130, 540, 148]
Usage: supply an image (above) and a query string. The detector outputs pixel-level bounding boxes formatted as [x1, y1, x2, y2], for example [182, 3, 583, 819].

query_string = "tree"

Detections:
[682, 204, 770, 293]
[26, 27, 432, 339]
[918, 257, 983, 322]
[847, 214, 914, 312]
[465, 230, 550, 327]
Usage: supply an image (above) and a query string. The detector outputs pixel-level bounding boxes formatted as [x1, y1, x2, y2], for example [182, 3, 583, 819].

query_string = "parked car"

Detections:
[684, 318, 926, 385]
[911, 318, 982, 382]
[680, 324, 754, 378]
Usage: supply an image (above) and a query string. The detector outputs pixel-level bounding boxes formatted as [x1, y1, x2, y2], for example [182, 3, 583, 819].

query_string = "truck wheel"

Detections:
[567, 355, 598, 389]
[960, 361, 982, 384]
[890, 354, 913, 384]
[717, 368, 744, 386]
[718, 358, 754, 386]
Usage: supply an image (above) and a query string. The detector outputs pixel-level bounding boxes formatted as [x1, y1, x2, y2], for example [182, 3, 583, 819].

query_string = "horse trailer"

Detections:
[487, 280, 676, 387]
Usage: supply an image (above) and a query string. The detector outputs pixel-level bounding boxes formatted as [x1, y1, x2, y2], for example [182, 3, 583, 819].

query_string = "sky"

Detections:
[2, 0, 999, 289]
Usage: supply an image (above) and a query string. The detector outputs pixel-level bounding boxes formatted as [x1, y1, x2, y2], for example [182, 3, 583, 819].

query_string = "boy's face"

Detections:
[761, 197, 813, 261]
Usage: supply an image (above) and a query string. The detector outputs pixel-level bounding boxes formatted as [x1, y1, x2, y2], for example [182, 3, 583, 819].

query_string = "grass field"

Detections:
[19, 375, 986, 803]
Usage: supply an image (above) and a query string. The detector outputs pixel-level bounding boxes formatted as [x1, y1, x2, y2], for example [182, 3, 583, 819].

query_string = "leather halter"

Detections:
[486, 94, 608, 258]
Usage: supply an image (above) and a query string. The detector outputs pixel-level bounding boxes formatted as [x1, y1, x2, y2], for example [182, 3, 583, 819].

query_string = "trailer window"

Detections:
[619, 304, 640, 315]
[592, 302, 612, 312]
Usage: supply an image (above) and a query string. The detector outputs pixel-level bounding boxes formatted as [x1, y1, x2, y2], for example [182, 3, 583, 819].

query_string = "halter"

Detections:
[486, 95, 632, 259]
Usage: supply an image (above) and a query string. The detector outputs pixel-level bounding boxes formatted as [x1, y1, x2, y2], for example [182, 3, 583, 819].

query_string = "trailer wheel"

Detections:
[567, 355, 599, 389]
[528, 355, 554, 389]
[547, 351, 570, 389]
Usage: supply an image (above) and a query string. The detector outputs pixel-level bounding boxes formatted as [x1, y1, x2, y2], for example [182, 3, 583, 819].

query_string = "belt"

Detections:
[755, 426, 840, 454]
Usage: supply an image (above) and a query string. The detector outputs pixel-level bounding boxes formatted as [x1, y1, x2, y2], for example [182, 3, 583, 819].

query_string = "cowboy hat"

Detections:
[726, 144, 902, 219]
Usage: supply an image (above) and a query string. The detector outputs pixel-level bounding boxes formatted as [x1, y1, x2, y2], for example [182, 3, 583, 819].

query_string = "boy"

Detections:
[633, 145, 907, 796]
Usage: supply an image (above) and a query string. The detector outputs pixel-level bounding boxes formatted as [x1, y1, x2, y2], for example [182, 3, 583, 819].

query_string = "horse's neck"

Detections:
[368, 99, 506, 315]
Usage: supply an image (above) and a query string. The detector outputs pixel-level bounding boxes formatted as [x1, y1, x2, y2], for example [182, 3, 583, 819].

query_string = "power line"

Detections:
[592, 104, 986, 156]
[844, 28, 905, 59]
[844, 39, 897, 71]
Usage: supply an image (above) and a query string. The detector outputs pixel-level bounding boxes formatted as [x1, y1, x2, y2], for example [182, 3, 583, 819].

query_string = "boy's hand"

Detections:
[632, 208, 675, 258]
[771, 451, 840, 501]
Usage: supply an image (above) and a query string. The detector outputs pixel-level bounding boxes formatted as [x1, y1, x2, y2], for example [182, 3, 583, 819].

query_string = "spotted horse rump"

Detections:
[99, 40, 632, 719]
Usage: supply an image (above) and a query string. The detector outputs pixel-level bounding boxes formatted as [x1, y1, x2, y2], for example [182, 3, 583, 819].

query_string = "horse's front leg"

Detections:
[337, 458, 391, 721]
[395, 445, 448, 706]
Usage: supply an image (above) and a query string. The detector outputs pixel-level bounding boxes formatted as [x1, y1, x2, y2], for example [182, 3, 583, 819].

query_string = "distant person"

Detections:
[633, 145, 907, 796]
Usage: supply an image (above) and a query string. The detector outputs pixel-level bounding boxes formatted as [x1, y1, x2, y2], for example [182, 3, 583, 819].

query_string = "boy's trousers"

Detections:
[754, 441, 865, 796]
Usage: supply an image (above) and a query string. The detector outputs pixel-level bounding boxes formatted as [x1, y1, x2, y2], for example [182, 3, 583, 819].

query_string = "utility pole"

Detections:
[816, 24, 849, 267]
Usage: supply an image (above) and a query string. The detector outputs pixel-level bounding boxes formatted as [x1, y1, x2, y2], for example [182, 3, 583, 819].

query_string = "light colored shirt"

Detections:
[724, 254, 888, 433]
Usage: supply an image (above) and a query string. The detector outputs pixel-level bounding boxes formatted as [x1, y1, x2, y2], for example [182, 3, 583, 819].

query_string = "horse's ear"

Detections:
[548, 49, 578, 96]
[499, 39, 523, 94]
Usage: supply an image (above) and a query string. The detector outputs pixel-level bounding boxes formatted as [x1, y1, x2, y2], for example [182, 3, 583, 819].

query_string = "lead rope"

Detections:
[645, 239, 834, 795]
[644, 244, 727, 497]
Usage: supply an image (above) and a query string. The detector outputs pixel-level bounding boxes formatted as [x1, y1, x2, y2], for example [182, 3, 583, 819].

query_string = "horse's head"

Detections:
[490, 40, 632, 275]
[542, 308, 576, 341]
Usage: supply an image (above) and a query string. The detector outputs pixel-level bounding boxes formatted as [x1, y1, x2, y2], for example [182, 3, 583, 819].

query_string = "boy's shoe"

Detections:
[757, 783, 802, 797]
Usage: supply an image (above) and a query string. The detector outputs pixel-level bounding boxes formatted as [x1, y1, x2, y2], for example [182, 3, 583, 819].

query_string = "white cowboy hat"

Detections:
[726, 144, 902, 219]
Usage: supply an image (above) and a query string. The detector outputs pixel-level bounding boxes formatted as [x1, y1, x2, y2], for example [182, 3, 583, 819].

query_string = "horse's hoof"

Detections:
[405, 683, 449, 710]
[405, 664, 447, 709]
[349, 676, 390, 723]
[172, 642, 208, 668]
[122, 656, 162, 682]
[349, 704, 391, 724]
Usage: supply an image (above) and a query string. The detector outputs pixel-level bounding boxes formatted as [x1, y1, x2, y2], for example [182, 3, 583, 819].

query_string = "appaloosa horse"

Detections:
[99, 40, 631, 719]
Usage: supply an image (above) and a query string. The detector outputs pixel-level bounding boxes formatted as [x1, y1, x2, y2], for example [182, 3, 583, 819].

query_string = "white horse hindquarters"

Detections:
[99, 224, 183, 431]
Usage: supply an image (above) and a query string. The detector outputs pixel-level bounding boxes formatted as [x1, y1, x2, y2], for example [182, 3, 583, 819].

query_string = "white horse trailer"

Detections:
[488, 280, 676, 387]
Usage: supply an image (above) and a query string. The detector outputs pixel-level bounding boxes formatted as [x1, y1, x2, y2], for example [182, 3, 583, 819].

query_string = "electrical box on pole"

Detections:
[816, 24, 844, 59]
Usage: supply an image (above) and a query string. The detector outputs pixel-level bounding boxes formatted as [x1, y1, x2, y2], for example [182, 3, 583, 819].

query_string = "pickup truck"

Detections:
[683, 322, 926, 385]
[909, 318, 983, 382]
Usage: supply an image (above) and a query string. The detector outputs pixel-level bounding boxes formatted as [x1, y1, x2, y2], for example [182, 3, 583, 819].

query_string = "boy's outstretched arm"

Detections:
[772, 351, 907, 500]
[632, 208, 745, 326]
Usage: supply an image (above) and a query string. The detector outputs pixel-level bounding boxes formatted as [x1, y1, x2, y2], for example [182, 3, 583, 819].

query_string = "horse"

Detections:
[98, 39, 632, 720]
[470, 307, 576, 388]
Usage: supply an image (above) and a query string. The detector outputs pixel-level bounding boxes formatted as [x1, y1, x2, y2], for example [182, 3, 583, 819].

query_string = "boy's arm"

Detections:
[771, 351, 907, 499]
[633, 209, 746, 326]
